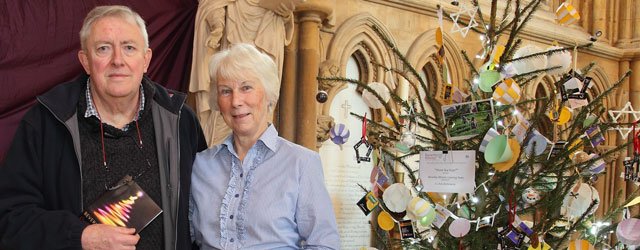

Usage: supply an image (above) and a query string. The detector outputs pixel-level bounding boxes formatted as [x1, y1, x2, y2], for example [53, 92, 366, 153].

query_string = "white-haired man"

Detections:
[0, 5, 206, 250]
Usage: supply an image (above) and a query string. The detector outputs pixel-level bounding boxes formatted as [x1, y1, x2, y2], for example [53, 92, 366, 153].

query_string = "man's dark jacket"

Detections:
[0, 74, 207, 249]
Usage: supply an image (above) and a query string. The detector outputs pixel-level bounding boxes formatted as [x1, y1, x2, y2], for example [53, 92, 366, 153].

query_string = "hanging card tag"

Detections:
[419, 150, 476, 193]
[356, 192, 379, 216]
[399, 219, 416, 239]
[432, 204, 452, 228]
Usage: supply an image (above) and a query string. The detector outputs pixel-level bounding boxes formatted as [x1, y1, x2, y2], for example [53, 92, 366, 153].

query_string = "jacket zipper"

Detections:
[172, 101, 184, 250]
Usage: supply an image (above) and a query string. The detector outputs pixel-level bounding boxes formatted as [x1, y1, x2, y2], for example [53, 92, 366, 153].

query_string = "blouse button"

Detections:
[235, 194, 239, 198]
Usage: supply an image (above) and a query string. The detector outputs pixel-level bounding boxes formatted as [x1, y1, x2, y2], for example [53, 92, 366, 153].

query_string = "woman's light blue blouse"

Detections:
[190, 125, 340, 249]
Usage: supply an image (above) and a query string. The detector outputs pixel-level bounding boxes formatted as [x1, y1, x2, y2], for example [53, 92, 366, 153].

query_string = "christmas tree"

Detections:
[319, 0, 640, 249]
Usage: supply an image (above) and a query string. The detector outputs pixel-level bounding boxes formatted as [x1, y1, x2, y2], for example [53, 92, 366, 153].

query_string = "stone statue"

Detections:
[190, 0, 297, 146]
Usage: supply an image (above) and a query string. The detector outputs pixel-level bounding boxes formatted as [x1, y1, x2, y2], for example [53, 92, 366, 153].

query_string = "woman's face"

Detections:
[216, 74, 270, 139]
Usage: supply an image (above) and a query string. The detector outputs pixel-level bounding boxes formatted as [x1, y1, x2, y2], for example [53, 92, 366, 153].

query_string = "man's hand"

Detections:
[81, 224, 140, 250]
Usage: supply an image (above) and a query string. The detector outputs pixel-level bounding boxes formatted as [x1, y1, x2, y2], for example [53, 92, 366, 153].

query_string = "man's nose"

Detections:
[111, 47, 125, 66]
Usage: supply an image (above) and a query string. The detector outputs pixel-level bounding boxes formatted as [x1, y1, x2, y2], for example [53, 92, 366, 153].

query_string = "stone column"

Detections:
[295, 13, 321, 150]
[633, 1, 640, 46]
[616, 0, 633, 47]
[592, 0, 608, 43]
[572, 0, 586, 30]
[293, 1, 333, 150]
[278, 25, 299, 142]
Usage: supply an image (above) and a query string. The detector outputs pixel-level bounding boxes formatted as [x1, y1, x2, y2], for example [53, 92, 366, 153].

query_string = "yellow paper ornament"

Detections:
[494, 138, 521, 172]
[377, 211, 395, 231]
[556, 2, 581, 25]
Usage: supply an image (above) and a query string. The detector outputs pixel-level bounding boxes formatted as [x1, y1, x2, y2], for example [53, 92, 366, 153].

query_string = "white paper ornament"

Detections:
[362, 82, 391, 109]
[522, 187, 541, 204]
[501, 63, 518, 78]
[561, 183, 600, 218]
[449, 4, 478, 38]
[448, 218, 471, 237]
[617, 218, 640, 245]
[382, 183, 412, 213]
[546, 46, 572, 75]
[512, 45, 548, 75]
[524, 130, 548, 157]
[399, 131, 416, 148]
[407, 197, 433, 218]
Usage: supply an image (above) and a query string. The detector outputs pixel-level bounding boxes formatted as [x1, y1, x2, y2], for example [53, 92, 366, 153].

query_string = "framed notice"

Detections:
[419, 150, 476, 193]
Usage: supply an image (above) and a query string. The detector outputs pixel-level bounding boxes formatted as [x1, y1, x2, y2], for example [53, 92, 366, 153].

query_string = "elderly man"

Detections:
[0, 5, 206, 250]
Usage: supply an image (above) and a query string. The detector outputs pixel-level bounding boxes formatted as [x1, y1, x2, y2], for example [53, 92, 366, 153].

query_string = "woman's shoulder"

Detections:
[275, 136, 319, 158]
[195, 143, 227, 160]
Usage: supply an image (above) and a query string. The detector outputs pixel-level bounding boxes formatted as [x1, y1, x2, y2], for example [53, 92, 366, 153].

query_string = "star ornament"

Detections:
[608, 102, 640, 139]
[449, 4, 478, 38]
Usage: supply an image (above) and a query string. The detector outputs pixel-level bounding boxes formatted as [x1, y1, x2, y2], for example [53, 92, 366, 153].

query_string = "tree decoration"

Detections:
[382, 183, 412, 213]
[316, 0, 635, 248]
[567, 239, 594, 250]
[555, 2, 581, 25]
[492, 78, 521, 105]
[523, 129, 548, 157]
[329, 123, 351, 145]
[353, 113, 373, 163]
[511, 45, 548, 75]
[362, 82, 391, 109]
[616, 218, 640, 245]
[449, 218, 471, 237]
[546, 45, 572, 75]
[561, 183, 600, 219]
[479, 66, 501, 92]
[608, 102, 640, 139]
[377, 210, 395, 231]
[316, 90, 328, 103]
[448, 3, 478, 38]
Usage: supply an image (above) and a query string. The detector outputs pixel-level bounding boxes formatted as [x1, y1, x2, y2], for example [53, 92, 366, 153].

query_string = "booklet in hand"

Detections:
[82, 175, 162, 233]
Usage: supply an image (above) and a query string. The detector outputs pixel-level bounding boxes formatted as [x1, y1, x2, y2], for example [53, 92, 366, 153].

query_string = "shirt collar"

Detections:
[84, 78, 145, 124]
[221, 124, 279, 154]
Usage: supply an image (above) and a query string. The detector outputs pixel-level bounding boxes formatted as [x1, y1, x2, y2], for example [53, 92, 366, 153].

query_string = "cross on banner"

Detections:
[341, 100, 352, 119]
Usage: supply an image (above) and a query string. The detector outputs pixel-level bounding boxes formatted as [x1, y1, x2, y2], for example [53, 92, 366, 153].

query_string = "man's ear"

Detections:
[78, 50, 90, 74]
[144, 48, 152, 73]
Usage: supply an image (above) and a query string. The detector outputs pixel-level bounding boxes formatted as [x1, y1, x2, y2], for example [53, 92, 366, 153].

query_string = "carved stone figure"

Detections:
[190, 0, 297, 145]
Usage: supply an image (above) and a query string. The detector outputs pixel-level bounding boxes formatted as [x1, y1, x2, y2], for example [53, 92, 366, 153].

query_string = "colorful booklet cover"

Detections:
[82, 176, 162, 233]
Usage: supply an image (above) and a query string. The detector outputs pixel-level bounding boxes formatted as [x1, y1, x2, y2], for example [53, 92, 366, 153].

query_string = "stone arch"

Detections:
[587, 65, 614, 108]
[320, 12, 399, 116]
[405, 28, 467, 97]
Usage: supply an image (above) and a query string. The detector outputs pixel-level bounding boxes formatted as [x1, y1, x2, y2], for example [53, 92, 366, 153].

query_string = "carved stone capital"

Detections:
[316, 114, 335, 147]
[318, 59, 341, 91]
[596, 145, 622, 164]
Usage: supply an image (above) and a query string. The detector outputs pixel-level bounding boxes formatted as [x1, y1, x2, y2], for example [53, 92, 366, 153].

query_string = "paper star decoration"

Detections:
[449, 4, 478, 38]
[608, 102, 640, 139]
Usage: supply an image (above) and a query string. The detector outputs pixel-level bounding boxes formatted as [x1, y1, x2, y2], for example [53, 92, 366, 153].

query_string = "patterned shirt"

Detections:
[190, 125, 340, 250]
[85, 79, 145, 131]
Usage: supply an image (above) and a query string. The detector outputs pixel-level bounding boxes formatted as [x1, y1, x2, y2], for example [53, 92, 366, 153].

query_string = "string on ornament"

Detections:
[354, 113, 374, 163]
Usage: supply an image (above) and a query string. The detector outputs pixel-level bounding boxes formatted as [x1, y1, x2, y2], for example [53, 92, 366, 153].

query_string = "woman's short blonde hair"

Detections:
[208, 43, 280, 111]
